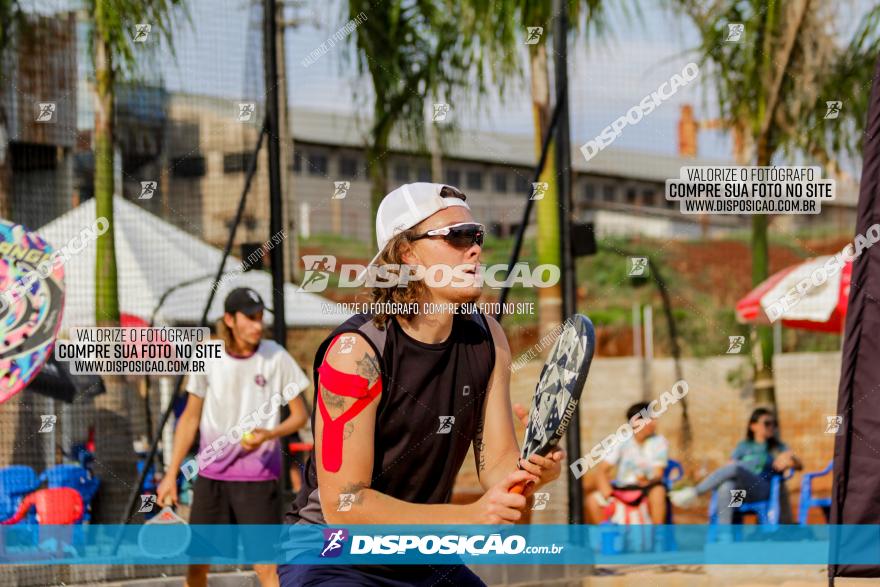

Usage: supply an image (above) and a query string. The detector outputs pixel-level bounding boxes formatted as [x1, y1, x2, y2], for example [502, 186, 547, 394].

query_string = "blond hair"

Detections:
[369, 230, 427, 329]
[369, 185, 468, 329]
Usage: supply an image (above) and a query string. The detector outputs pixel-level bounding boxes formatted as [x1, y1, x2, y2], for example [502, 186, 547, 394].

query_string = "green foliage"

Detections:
[89, 0, 188, 80]
[346, 0, 503, 156]
[0, 0, 22, 64]
[677, 0, 880, 164]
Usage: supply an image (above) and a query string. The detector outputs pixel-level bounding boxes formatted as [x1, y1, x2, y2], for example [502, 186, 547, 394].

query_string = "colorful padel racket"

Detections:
[137, 497, 192, 558]
[0, 219, 65, 404]
[511, 314, 596, 494]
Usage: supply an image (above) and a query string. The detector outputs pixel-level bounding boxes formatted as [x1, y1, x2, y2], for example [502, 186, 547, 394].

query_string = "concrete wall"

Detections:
[453, 351, 841, 524]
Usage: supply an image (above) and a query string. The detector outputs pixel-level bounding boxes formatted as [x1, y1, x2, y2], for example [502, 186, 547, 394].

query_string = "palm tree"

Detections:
[88, 0, 185, 520]
[0, 1, 24, 219]
[345, 0, 513, 241]
[458, 0, 612, 338]
[678, 0, 880, 406]
[91, 0, 185, 326]
[520, 1, 608, 340]
[344, 1, 612, 337]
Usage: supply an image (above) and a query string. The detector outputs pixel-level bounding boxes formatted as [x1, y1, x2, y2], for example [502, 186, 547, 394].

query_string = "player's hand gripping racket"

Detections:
[510, 314, 595, 495]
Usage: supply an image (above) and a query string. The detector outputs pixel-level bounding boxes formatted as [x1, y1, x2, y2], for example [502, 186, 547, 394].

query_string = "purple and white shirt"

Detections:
[186, 339, 309, 481]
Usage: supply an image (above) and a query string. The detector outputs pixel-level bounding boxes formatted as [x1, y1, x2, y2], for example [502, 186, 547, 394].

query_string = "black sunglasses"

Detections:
[760, 419, 777, 427]
[409, 222, 485, 248]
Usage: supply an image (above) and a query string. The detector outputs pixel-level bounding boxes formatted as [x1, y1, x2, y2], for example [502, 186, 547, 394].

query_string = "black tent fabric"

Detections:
[27, 355, 105, 403]
[829, 53, 880, 584]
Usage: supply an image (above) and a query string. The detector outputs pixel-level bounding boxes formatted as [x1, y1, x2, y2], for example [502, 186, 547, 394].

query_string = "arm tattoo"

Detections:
[344, 421, 355, 439]
[475, 419, 486, 474]
[355, 353, 381, 386]
[321, 386, 346, 411]
[338, 481, 369, 507]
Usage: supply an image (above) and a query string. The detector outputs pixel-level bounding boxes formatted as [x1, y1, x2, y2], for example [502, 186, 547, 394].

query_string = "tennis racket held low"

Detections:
[506, 315, 596, 497]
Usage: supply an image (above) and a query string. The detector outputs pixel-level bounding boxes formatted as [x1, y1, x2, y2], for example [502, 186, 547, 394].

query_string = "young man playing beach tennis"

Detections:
[157, 287, 311, 587]
[280, 183, 564, 586]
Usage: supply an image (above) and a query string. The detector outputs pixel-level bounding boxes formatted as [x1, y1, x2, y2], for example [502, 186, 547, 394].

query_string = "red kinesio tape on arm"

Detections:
[316, 340, 382, 473]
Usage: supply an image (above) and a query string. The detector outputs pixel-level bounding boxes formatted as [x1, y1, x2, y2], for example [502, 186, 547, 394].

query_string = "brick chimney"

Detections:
[678, 104, 698, 158]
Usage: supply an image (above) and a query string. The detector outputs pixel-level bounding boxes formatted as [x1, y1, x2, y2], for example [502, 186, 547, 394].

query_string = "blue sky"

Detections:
[153, 0, 726, 159]
[145, 0, 874, 163]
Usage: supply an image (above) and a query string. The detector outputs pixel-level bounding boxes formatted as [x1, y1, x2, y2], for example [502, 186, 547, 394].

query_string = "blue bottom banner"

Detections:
[0, 524, 877, 565]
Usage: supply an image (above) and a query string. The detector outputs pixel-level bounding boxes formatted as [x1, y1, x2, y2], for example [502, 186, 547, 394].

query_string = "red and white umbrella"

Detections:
[735, 253, 852, 333]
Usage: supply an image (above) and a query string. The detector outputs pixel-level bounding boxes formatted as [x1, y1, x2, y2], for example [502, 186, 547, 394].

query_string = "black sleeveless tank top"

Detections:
[285, 309, 496, 524]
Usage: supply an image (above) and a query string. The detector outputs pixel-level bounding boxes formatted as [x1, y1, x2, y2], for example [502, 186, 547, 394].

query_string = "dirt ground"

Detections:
[582, 565, 838, 587]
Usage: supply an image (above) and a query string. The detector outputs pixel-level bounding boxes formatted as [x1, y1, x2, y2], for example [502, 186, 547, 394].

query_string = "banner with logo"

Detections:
[3, 525, 880, 565]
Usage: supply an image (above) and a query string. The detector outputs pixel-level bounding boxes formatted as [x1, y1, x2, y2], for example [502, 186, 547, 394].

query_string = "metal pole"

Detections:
[275, 0, 300, 285]
[264, 0, 286, 347]
[553, 0, 582, 525]
[643, 304, 653, 401]
[495, 81, 566, 317]
[115, 121, 266, 533]
[633, 302, 643, 397]
[264, 0, 293, 513]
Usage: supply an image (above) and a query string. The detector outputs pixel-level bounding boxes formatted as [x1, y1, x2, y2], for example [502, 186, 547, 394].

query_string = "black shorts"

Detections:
[277, 563, 486, 587]
[188, 476, 281, 560]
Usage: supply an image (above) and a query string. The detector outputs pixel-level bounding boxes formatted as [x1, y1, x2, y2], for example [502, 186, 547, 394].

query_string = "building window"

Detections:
[171, 155, 205, 178]
[493, 172, 507, 193]
[466, 169, 483, 190]
[340, 156, 358, 178]
[584, 183, 596, 201]
[417, 166, 431, 182]
[394, 162, 409, 182]
[626, 188, 637, 204]
[642, 189, 655, 206]
[445, 167, 461, 187]
[223, 152, 256, 173]
[291, 151, 302, 173]
[514, 173, 530, 194]
[602, 185, 615, 202]
[308, 154, 328, 176]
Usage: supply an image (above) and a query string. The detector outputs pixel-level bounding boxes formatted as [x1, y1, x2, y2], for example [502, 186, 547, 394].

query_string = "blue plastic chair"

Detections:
[708, 468, 794, 541]
[663, 459, 684, 510]
[599, 459, 684, 554]
[0, 466, 39, 523]
[136, 460, 158, 493]
[798, 460, 833, 525]
[661, 460, 683, 550]
[39, 465, 99, 523]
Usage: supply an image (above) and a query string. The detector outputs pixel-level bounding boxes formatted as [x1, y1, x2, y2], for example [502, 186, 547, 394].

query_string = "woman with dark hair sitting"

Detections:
[669, 407, 802, 523]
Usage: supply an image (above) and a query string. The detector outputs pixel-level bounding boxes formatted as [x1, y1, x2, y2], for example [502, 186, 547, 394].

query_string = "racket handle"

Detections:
[509, 481, 527, 495]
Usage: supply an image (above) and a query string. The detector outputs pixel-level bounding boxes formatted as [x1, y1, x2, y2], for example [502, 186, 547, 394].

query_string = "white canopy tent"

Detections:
[160, 271, 354, 328]
[38, 196, 351, 331]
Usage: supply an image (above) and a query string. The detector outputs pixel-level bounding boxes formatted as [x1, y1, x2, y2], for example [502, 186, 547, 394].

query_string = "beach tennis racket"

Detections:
[0, 219, 65, 404]
[511, 314, 595, 494]
[137, 497, 191, 559]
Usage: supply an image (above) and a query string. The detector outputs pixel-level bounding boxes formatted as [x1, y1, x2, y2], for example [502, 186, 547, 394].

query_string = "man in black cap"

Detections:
[158, 287, 310, 587]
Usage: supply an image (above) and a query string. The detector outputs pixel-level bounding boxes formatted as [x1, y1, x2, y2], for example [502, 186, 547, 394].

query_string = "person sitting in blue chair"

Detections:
[587, 402, 670, 525]
[670, 407, 802, 523]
